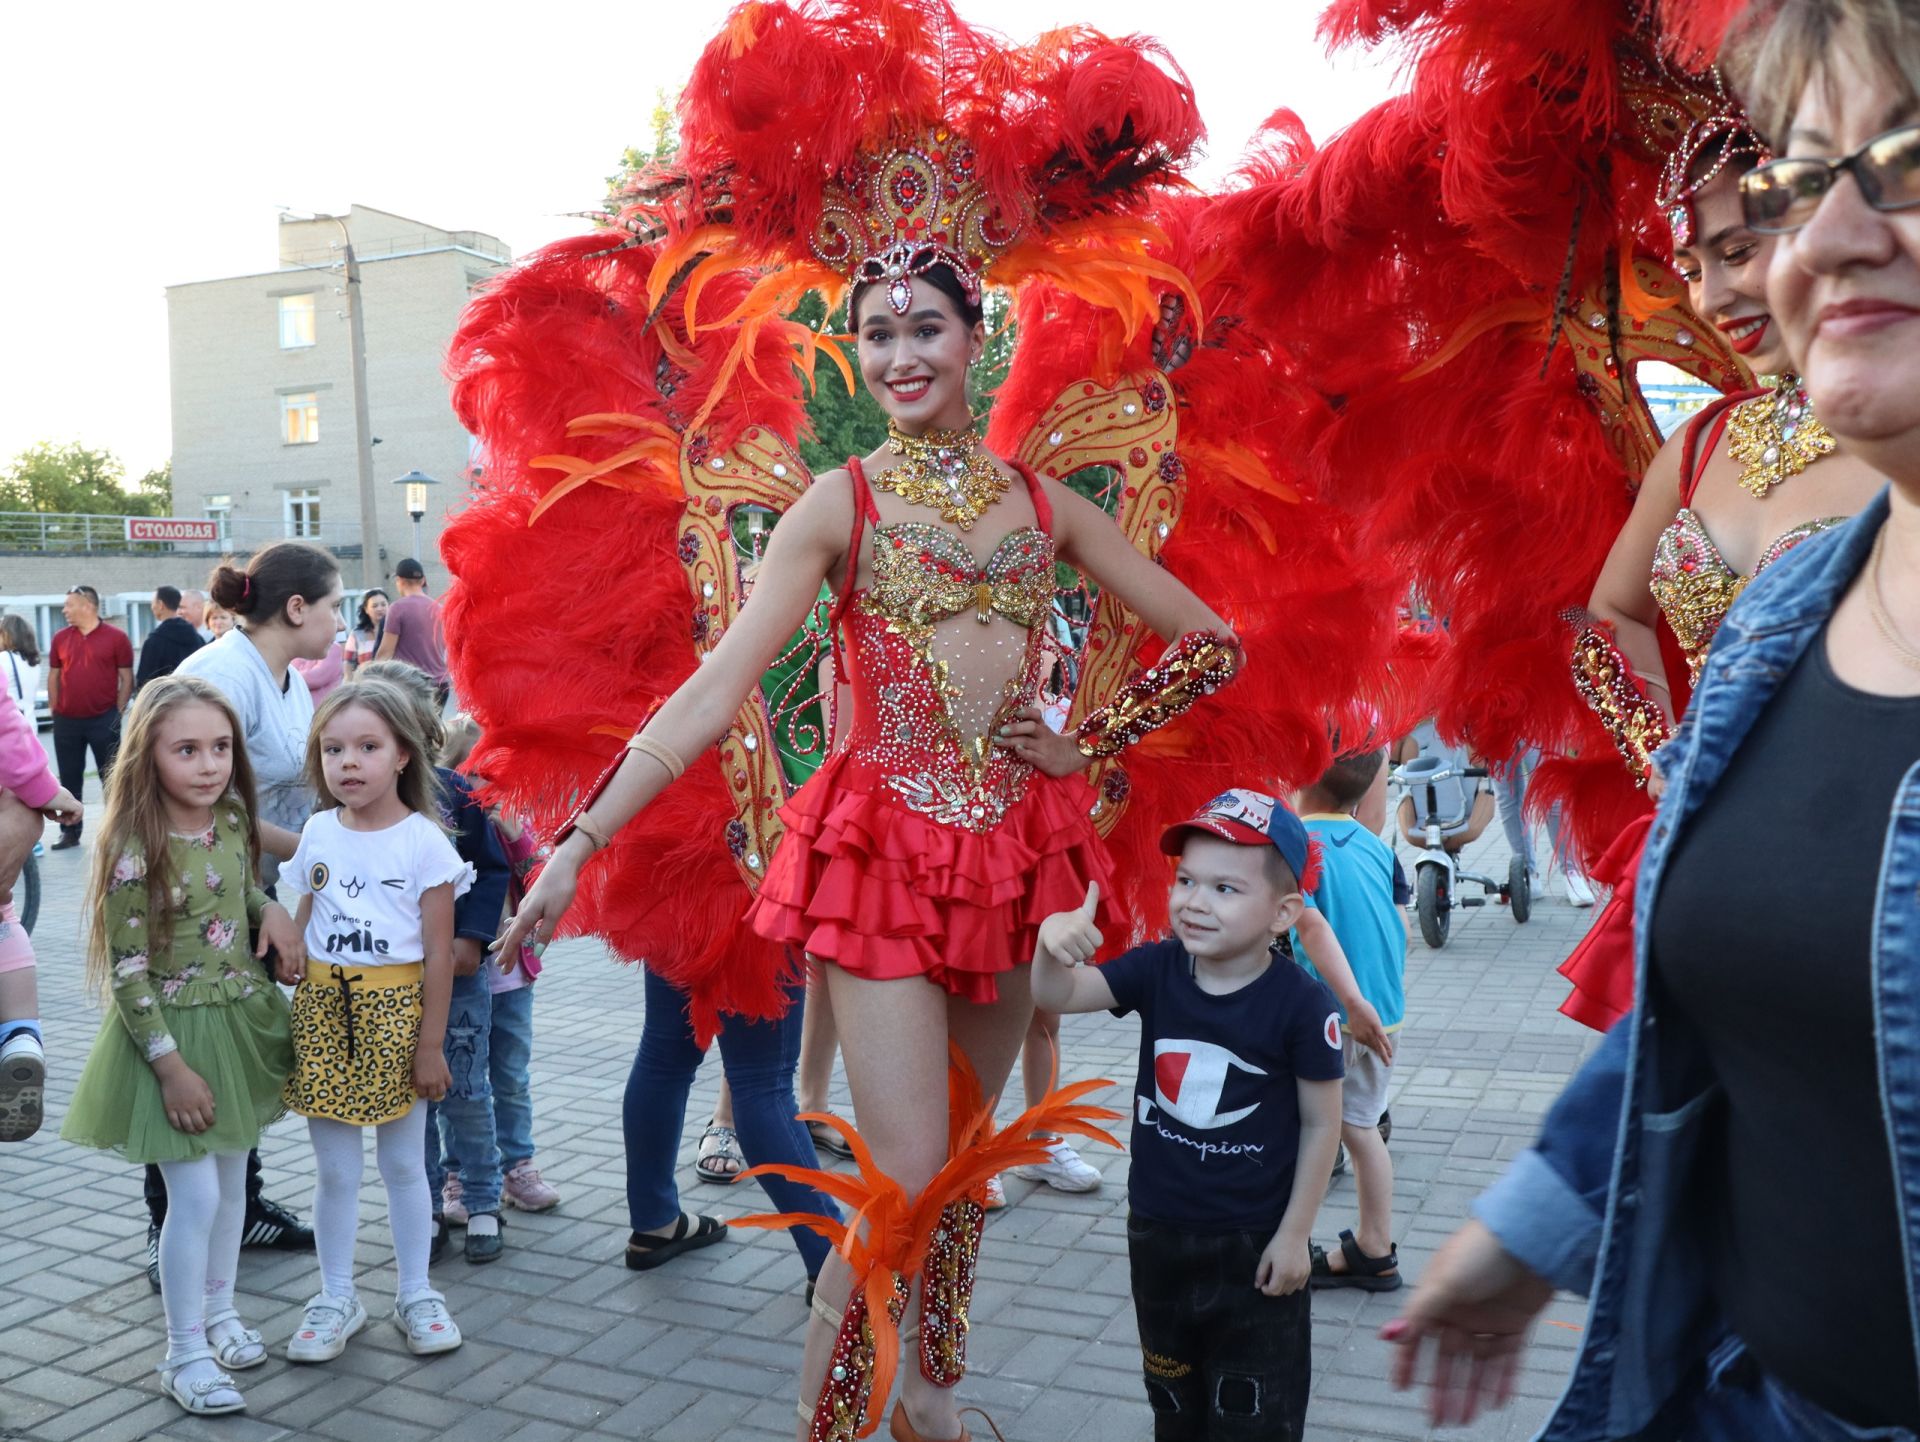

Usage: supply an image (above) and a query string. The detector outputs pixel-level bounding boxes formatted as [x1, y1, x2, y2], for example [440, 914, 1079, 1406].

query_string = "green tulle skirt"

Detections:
[60, 987, 294, 1164]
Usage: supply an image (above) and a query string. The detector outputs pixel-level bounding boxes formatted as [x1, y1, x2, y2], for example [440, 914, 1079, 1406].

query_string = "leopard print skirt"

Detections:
[284, 961, 424, 1126]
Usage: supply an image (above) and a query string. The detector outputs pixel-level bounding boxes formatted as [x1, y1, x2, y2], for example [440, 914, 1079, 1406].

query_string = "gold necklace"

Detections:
[1865, 525, 1920, 674]
[872, 421, 1009, 532]
[1725, 374, 1836, 499]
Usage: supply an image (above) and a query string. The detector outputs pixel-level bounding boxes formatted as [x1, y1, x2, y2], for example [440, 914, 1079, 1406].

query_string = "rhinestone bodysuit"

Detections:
[844, 463, 1058, 834]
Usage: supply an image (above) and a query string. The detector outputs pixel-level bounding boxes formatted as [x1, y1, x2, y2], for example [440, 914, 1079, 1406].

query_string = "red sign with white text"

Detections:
[126, 517, 219, 543]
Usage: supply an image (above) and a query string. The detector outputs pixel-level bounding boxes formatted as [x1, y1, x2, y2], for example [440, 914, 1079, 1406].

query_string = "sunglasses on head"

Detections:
[66, 586, 97, 601]
[1741, 122, 1920, 234]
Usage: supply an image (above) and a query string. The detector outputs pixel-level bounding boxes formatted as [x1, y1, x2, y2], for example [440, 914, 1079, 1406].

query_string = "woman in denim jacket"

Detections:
[1387, 4, 1920, 1439]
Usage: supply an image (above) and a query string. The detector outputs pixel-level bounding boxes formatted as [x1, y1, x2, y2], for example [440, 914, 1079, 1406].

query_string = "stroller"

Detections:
[1392, 727, 1531, 948]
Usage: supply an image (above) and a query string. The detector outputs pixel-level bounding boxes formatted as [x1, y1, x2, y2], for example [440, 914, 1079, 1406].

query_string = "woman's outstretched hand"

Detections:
[994, 705, 1089, 777]
[1380, 1219, 1555, 1426]
[490, 841, 584, 967]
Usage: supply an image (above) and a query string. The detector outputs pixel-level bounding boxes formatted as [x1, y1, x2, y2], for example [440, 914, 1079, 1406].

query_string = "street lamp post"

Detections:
[392, 469, 440, 562]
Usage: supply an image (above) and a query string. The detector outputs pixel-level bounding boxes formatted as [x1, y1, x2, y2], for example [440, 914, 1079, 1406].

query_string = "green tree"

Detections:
[605, 88, 681, 209]
[0, 442, 168, 516]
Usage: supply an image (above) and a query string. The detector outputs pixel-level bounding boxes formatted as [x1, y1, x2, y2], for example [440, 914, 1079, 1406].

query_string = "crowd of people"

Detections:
[0, 1, 1916, 1440]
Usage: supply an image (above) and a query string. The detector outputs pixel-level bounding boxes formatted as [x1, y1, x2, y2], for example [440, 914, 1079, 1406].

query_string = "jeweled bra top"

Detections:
[1650, 511, 1841, 683]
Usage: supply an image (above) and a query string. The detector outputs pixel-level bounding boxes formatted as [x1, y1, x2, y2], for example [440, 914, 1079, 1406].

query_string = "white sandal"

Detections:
[206, 1310, 268, 1370]
[157, 1347, 245, 1415]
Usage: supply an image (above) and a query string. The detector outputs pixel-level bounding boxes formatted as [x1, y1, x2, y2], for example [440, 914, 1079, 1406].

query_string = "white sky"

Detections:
[0, 1, 1402, 483]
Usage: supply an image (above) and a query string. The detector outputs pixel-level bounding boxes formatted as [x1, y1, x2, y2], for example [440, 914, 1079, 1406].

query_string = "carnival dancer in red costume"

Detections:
[446, 5, 1407, 1439]
[1558, 82, 1885, 1029]
[1216, 1, 1882, 1030]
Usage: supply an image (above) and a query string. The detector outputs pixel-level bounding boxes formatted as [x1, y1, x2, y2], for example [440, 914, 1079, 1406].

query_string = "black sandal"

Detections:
[807, 1118, 855, 1160]
[1309, 1229, 1402, 1292]
[625, 1212, 727, 1271]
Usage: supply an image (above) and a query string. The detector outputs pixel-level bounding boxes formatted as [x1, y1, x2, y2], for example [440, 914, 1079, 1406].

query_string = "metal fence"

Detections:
[0, 511, 358, 556]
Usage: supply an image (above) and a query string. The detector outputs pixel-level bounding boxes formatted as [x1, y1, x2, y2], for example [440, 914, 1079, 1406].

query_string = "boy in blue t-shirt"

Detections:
[1294, 747, 1408, 1292]
[1033, 789, 1344, 1441]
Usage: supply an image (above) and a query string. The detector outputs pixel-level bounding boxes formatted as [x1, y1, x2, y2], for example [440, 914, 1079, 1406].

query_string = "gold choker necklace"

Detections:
[873, 421, 1009, 532]
[1726, 374, 1836, 499]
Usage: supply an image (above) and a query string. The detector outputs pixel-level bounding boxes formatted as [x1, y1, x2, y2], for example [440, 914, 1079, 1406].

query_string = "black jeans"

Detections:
[51, 709, 120, 836]
[1127, 1214, 1312, 1441]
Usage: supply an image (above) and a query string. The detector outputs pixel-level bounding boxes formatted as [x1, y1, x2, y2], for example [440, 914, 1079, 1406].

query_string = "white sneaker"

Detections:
[0, 1029, 45, 1143]
[393, 1289, 462, 1355]
[983, 1175, 1007, 1212]
[285, 1293, 366, 1363]
[1011, 1139, 1103, 1194]
[1563, 869, 1598, 908]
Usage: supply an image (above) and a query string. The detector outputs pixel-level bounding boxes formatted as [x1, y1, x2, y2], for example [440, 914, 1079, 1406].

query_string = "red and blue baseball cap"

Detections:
[1159, 788, 1323, 894]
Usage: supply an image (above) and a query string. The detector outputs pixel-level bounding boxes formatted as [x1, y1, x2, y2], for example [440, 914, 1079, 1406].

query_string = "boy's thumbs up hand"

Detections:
[1040, 879, 1105, 967]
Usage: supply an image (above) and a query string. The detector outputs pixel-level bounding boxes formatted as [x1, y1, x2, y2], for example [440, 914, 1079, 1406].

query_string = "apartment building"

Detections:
[166, 205, 510, 586]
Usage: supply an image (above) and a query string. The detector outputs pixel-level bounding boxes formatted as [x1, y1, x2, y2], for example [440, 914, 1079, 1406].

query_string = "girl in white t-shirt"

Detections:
[275, 679, 472, 1365]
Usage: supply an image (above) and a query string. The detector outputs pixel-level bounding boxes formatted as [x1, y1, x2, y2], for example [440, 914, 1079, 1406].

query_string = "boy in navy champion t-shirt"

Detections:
[1033, 789, 1345, 1441]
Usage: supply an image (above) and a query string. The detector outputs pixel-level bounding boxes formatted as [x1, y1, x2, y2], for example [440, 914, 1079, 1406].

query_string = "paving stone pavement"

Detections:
[2, 798, 1602, 1442]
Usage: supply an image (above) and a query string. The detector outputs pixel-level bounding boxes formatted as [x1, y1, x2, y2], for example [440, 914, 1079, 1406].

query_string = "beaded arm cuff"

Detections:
[553, 753, 623, 854]
[1074, 630, 1240, 760]
[553, 731, 689, 853]
[1569, 620, 1672, 786]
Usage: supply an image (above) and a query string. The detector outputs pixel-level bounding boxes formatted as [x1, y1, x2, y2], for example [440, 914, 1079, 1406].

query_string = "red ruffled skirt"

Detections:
[747, 755, 1119, 1003]
[1556, 814, 1652, 1032]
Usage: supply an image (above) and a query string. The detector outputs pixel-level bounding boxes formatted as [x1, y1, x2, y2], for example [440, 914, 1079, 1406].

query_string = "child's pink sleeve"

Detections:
[0, 699, 56, 809]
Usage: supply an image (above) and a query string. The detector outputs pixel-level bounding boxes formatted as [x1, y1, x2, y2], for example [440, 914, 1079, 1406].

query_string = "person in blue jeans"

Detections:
[623, 966, 840, 1289]
[425, 756, 511, 1265]
[1384, 10, 1920, 1437]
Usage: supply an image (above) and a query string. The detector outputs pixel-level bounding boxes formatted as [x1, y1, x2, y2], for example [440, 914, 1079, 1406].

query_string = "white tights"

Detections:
[308, 1105, 434, 1303]
[155, 1151, 249, 1365]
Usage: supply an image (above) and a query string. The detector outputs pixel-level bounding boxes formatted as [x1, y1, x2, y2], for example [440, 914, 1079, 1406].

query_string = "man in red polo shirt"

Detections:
[47, 584, 133, 849]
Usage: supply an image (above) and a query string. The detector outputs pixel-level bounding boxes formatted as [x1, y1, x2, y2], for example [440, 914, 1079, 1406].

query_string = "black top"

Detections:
[135, 616, 205, 689]
[1099, 939, 1344, 1232]
[1652, 627, 1920, 1431]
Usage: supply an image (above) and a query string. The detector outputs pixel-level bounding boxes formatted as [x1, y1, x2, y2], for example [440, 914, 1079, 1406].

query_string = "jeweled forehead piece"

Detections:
[1657, 113, 1772, 252]
[810, 127, 1024, 314]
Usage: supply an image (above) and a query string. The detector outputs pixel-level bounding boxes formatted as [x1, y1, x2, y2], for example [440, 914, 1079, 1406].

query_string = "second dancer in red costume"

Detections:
[1561, 81, 1884, 1028]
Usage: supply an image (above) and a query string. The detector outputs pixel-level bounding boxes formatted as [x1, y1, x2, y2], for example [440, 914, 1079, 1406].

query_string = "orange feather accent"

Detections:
[733, 1052, 1122, 1436]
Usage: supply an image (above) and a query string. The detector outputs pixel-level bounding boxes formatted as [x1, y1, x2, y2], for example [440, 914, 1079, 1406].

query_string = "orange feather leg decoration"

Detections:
[731, 1048, 1121, 1436]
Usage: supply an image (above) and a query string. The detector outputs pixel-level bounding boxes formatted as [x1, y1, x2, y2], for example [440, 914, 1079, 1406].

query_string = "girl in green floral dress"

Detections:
[61, 676, 306, 1417]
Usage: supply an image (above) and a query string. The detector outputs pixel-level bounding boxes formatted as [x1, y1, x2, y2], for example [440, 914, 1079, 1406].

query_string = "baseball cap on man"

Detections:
[395, 558, 426, 580]
[1160, 788, 1323, 894]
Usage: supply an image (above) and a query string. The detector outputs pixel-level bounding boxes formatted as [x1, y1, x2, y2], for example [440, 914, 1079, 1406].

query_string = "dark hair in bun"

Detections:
[207, 541, 339, 632]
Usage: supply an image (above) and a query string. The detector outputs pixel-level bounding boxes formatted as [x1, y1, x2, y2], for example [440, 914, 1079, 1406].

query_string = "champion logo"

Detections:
[1324, 1012, 1341, 1049]
[1149, 1039, 1267, 1130]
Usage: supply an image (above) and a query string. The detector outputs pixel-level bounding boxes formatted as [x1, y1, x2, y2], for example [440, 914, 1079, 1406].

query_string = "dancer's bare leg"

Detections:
[795, 965, 1033, 1441]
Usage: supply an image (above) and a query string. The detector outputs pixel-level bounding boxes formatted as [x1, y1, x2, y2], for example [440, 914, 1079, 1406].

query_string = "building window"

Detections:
[281, 392, 319, 445]
[278, 293, 317, 349]
[284, 488, 321, 539]
[204, 493, 233, 546]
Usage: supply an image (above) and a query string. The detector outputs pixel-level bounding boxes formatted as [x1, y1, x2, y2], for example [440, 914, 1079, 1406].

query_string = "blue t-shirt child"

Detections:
[1100, 939, 1346, 1232]
[1297, 814, 1406, 1033]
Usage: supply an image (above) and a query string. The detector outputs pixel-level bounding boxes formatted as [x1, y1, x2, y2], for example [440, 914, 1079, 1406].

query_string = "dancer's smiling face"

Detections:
[1675, 169, 1791, 374]
[854, 271, 984, 434]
